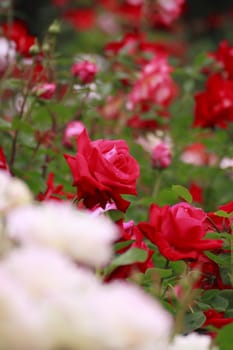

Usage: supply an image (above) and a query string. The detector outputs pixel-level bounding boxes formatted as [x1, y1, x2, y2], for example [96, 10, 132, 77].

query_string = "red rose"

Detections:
[204, 309, 233, 329]
[138, 202, 222, 261]
[210, 40, 233, 79]
[64, 129, 140, 211]
[0, 147, 10, 173]
[194, 73, 233, 128]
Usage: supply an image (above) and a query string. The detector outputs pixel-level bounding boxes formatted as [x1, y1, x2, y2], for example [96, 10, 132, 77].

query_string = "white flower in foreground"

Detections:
[168, 333, 217, 350]
[6, 201, 119, 267]
[84, 282, 172, 350]
[0, 245, 173, 350]
[0, 170, 32, 213]
[1, 246, 99, 299]
[45, 281, 173, 350]
[0, 269, 50, 350]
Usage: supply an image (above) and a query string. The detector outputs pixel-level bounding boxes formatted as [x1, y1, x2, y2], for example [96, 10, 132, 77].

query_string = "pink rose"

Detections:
[71, 60, 98, 84]
[64, 129, 140, 211]
[34, 83, 56, 99]
[151, 142, 171, 169]
[139, 202, 222, 261]
[63, 121, 85, 148]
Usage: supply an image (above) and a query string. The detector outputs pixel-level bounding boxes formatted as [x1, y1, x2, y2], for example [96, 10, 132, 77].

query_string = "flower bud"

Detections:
[48, 20, 61, 35]
[29, 43, 40, 56]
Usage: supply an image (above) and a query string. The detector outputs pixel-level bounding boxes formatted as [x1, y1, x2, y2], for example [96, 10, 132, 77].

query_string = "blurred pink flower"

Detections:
[71, 60, 98, 83]
[34, 83, 56, 100]
[151, 142, 172, 169]
[127, 55, 178, 110]
[63, 121, 85, 148]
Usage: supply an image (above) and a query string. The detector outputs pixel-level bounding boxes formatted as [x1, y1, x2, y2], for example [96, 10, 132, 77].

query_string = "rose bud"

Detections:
[34, 83, 56, 100]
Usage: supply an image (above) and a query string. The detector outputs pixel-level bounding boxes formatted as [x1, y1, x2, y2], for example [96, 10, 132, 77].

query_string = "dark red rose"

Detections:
[64, 129, 140, 211]
[189, 254, 230, 290]
[189, 182, 203, 204]
[139, 202, 223, 261]
[63, 9, 96, 31]
[210, 40, 233, 79]
[204, 309, 233, 329]
[1, 20, 35, 57]
[0, 147, 10, 173]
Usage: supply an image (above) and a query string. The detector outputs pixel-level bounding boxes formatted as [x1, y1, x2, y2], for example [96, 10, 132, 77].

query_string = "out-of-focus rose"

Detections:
[189, 182, 203, 204]
[127, 55, 178, 110]
[63, 8, 96, 31]
[6, 201, 119, 267]
[210, 40, 233, 79]
[139, 202, 223, 261]
[63, 120, 85, 148]
[0, 37, 16, 73]
[64, 129, 140, 211]
[1, 21, 36, 57]
[168, 333, 215, 350]
[137, 131, 173, 169]
[1, 246, 99, 299]
[151, 142, 172, 169]
[34, 83, 56, 100]
[181, 142, 218, 166]
[203, 309, 233, 329]
[0, 147, 10, 173]
[0, 171, 32, 213]
[71, 60, 98, 83]
[152, 0, 185, 27]
[194, 73, 233, 129]
[87, 282, 173, 350]
[0, 268, 50, 350]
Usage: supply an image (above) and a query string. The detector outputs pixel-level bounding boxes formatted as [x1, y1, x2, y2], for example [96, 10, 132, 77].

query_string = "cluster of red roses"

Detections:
[32, 124, 233, 333]
[194, 40, 233, 128]
[51, 0, 185, 31]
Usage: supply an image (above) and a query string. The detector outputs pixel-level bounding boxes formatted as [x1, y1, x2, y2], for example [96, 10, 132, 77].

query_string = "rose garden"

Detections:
[1, 1, 233, 349]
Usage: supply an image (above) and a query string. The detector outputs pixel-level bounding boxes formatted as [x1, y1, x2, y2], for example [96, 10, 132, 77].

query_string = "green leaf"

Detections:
[12, 119, 34, 133]
[114, 240, 133, 252]
[210, 296, 229, 312]
[217, 323, 233, 350]
[111, 247, 148, 268]
[215, 210, 233, 218]
[183, 312, 206, 333]
[202, 289, 220, 303]
[145, 267, 173, 279]
[205, 232, 232, 241]
[172, 185, 192, 203]
[219, 291, 233, 308]
[205, 252, 230, 267]
[108, 209, 125, 222]
[0, 118, 11, 130]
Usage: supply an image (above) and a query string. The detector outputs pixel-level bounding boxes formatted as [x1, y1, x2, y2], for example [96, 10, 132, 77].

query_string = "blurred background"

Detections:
[10, 0, 233, 38]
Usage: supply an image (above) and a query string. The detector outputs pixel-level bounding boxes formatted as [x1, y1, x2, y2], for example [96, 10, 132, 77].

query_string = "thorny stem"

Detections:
[9, 60, 36, 168]
[152, 169, 162, 199]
